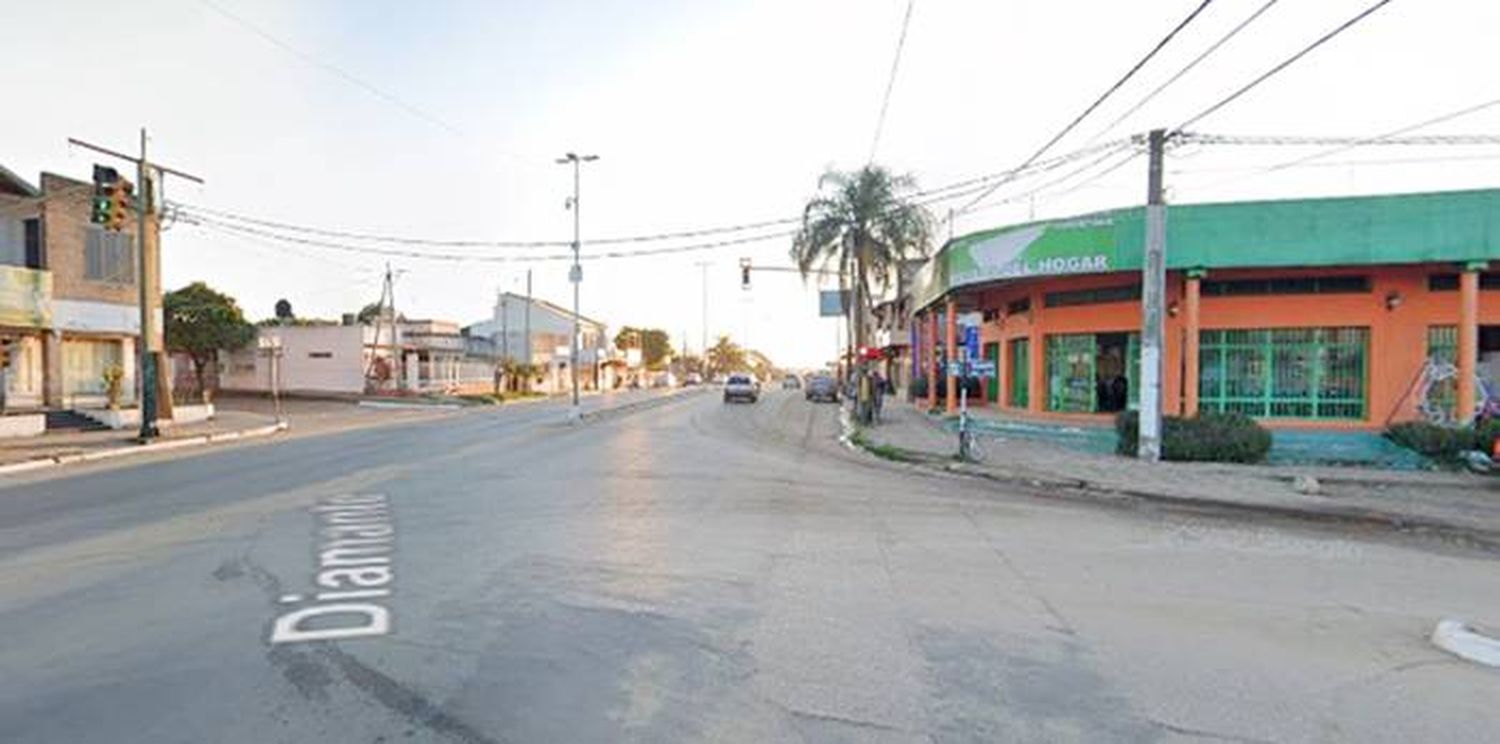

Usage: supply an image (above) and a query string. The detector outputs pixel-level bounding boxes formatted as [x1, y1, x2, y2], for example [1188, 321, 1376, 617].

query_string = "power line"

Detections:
[868, 0, 917, 164]
[1171, 152, 1500, 174]
[964, 144, 1144, 218]
[1090, 0, 1280, 143]
[168, 138, 1133, 250]
[1179, 133, 1500, 147]
[958, 0, 1217, 213]
[196, 0, 465, 137]
[187, 212, 798, 263]
[1176, 0, 1398, 130]
[1188, 94, 1500, 190]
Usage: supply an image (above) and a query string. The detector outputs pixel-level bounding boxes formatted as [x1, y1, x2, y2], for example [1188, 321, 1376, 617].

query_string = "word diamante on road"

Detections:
[270, 493, 396, 644]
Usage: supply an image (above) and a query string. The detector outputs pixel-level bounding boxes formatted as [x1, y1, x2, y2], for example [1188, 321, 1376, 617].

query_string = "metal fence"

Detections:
[1198, 327, 1367, 419]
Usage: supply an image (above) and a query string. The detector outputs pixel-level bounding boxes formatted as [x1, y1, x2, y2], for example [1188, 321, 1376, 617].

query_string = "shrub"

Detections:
[1116, 410, 1273, 464]
[1473, 417, 1500, 456]
[1385, 421, 1485, 462]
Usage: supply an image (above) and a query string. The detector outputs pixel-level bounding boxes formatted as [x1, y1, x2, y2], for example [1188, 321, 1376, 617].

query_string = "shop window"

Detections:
[1045, 332, 1139, 413]
[1009, 338, 1029, 408]
[1201, 276, 1369, 296]
[1428, 273, 1500, 291]
[1199, 327, 1367, 419]
[1044, 285, 1140, 308]
[1006, 298, 1031, 315]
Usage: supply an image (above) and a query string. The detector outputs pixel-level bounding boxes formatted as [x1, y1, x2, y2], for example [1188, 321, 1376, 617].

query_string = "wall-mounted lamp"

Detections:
[1385, 290, 1403, 311]
[1167, 301, 1181, 318]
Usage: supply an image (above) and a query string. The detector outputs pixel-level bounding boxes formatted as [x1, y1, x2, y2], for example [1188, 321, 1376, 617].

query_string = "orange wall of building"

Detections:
[937, 263, 1500, 429]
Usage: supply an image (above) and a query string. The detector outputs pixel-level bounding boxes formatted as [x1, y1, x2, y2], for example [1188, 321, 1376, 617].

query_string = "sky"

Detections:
[6, 0, 1500, 368]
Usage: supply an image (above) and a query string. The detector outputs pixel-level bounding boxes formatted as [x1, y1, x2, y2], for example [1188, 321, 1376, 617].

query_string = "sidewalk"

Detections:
[0, 408, 284, 471]
[855, 402, 1500, 543]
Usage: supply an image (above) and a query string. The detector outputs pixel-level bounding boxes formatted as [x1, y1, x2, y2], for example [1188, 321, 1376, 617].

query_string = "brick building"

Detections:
[0, 163, 160, 413]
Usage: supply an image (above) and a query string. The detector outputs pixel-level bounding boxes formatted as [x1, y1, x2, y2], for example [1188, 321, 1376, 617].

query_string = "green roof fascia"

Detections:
[912, 187, 1500, 310]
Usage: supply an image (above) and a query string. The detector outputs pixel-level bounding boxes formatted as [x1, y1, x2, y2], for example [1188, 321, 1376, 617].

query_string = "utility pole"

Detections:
[557, 152, 599, 422]
[500, 290, 509, 362]
[1138, 128, 1168, 462]
[695, 260, 711, 358]
[68, 130, 202, 441]
[524, 269, 533, 365]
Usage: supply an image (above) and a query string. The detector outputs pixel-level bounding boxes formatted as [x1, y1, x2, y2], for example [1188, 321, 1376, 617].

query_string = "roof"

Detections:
[0, 164, 40, 197]
[913, 186, 1500, 309]
[497, 291, 606, 329]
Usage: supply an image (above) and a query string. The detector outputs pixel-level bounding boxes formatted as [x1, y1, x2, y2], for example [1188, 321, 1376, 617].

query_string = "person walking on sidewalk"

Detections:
[871, 370, 886, 423]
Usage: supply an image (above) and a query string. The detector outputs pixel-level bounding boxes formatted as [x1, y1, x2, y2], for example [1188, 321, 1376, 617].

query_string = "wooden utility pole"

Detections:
[1138, 129, 1168, 461]
[68, 130, 202, 440]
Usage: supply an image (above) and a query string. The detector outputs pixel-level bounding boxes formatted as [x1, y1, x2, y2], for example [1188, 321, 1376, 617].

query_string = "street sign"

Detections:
[569, 264, 582, 283]
[963, 325, 979, 360]
[947, 360, 996, 378]
[818, 290, 849, 317]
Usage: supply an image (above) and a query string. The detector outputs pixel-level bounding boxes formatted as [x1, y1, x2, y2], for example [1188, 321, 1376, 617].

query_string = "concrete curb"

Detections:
[1431, 619, 1500, 668]
[843, 416, 1500, 549]
[357, 400, 464, 411]
[0, 421, 290, 477]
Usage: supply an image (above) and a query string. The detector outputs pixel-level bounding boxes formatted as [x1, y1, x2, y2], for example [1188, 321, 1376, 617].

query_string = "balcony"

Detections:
[0, 265, 53, 329]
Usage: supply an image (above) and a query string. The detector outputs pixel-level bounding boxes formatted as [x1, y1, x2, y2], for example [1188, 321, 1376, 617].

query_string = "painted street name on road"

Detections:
[270, 493, 396, 644]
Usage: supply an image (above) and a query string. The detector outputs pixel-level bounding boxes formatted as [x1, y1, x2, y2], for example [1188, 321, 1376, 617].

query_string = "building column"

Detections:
[1183, 269, 1204, 417]
[1457, 261, 1486, 422]
[944, 298, 958, 414]
[42, 330, 63, 408]
[926, 311, 938, 410]
[1029, 287, 1045, 413]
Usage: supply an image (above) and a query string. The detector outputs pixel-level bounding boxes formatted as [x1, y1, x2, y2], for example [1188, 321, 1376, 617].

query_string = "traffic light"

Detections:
[106, 179, 132, 231]
[740, 257, 751, 289]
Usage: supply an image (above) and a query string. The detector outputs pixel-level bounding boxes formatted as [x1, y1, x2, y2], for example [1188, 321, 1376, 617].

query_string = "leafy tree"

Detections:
[357, 302, 384, 324]
[614, 326, 673, 369]
[274, 298, 294, 321]
[164, 282, 256, 401]
[791, 165, 931, 355]
[707, 335, 746, 376]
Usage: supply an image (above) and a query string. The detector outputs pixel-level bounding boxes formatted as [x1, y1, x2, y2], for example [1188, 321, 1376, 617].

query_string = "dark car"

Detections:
[804, 374, 839, 403]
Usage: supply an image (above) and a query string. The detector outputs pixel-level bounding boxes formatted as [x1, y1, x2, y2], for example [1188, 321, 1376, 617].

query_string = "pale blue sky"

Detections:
[6, 0, 1499, 366]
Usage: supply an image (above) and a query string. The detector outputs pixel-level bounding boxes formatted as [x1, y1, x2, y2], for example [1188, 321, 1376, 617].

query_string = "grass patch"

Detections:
[850, 429, 922, 463]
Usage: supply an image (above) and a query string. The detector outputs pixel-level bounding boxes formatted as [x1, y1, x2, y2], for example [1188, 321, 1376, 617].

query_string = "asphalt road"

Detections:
[2, 389, 1497, 743]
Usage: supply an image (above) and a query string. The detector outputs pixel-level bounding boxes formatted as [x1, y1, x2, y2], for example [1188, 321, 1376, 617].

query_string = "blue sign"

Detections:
[969, 360, 997, 378]
[963, 325, 980, 361]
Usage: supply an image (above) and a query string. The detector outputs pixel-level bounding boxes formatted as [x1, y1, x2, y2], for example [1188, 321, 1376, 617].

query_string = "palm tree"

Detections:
[707, 335, 745, 377]
[791, 166, 932, 370]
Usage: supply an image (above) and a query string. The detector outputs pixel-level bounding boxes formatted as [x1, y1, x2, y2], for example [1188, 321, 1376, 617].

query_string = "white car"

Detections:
[722, 373, 759, 403]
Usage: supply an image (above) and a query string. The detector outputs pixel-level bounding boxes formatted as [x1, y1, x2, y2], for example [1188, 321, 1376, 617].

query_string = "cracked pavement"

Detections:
[1, 390, 1497, 742]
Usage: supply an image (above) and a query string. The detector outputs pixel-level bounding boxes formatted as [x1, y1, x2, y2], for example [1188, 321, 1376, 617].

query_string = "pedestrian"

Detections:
[872, 371, 885, 423]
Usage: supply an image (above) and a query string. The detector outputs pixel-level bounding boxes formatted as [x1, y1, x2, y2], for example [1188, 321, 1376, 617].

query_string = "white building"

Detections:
[465, 292, 608, 394]
[221, 318, 482, 396]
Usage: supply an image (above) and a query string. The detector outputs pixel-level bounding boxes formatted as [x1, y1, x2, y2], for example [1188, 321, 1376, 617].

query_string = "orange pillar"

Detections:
[1457, 263, 1484, 422]
[945, 298, 958, 413]
[1183, 270, 1203, 417]
[926, 312, 938, 410]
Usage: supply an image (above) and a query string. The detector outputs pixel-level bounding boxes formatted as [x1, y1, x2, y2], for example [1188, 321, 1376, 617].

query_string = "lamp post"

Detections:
[557, 152, 599, 422]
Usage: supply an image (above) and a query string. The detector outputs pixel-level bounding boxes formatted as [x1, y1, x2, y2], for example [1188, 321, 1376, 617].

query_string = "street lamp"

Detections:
[557, 152, 599, 422]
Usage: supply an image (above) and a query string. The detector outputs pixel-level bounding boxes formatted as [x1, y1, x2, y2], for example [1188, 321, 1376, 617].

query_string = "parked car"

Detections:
[684, 372, 704, 386]
[781, 374, 802, 390]
[723, 373, 759, 403]
[805, 374, 839, 403]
